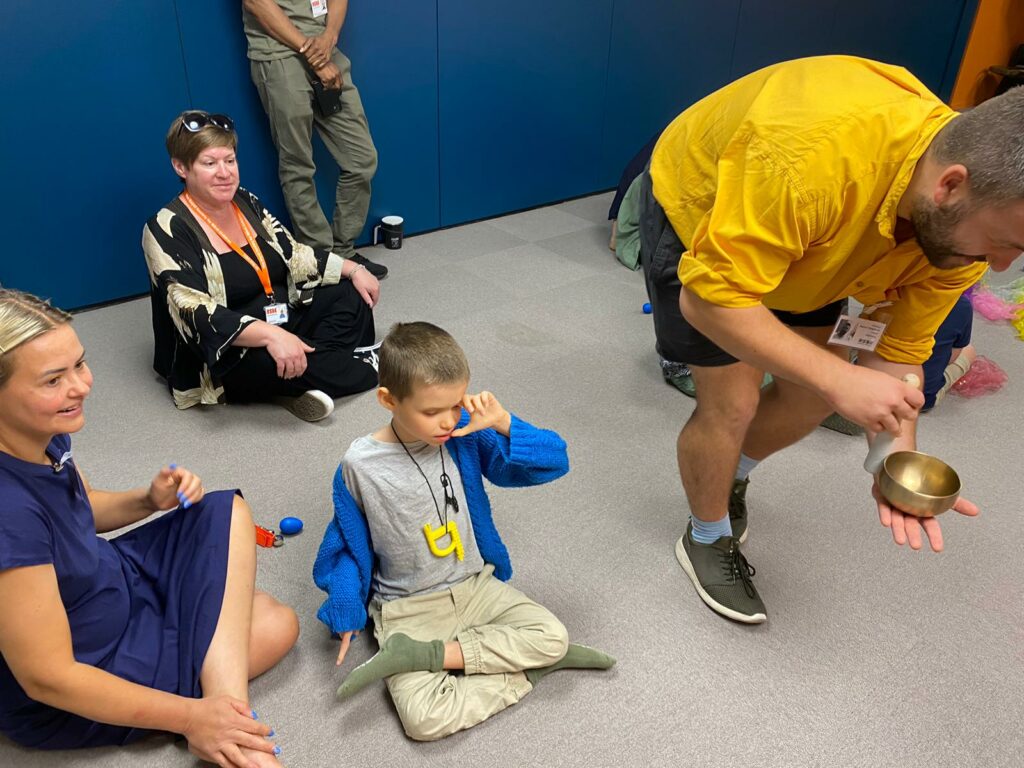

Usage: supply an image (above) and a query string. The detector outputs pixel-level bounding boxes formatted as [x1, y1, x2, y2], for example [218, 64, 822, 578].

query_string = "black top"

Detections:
[217, 240, 289, 316]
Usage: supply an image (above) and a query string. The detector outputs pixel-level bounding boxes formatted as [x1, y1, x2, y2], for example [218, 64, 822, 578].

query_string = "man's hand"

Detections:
[336, 630, 359, 666]
[314, 61, 342, 91]
[872, 481, 979, 551]
[831, 366, 923, 433]
[451, 391, 512, 437]
[265, 326, 315, 379]
[300, 32, 336, 70]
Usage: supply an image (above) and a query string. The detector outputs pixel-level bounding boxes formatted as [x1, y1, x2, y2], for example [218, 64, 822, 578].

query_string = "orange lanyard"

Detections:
[182, 193, 275, 300]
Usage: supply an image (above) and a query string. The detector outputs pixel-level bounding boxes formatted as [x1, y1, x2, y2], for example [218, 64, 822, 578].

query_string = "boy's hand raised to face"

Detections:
[451, 391, 512, 438]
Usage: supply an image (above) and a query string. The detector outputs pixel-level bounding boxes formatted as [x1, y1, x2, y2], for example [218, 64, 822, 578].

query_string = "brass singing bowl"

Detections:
[877, 451, 961, 518]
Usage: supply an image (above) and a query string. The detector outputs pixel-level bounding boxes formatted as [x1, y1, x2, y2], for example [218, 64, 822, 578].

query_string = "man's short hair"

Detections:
[164, 110, 238, 169]
[931, 86, 1024, 205]
[378, 322, 470, 400]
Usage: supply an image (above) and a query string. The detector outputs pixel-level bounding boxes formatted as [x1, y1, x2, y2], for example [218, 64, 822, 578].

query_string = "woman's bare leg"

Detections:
[199, 495, 292, 766]
[249, 592, 299, 679]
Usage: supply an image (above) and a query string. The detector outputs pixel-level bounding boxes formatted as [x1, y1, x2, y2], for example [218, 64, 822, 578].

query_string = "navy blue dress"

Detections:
[0, 435, 233, 749]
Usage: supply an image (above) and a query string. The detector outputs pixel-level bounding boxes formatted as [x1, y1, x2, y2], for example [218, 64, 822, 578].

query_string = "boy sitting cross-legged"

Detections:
[313, 321, 614, 741]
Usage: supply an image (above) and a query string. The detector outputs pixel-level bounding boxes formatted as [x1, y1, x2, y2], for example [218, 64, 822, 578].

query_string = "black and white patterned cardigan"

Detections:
[141, 188, 346, 409]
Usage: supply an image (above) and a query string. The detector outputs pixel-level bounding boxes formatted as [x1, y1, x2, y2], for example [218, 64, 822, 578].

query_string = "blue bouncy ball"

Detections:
[642, 303, 652, 314]
[279, 516, 304, 536]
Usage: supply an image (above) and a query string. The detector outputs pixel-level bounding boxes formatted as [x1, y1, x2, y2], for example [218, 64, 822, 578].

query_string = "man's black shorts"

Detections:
[637, 170, 844, 367]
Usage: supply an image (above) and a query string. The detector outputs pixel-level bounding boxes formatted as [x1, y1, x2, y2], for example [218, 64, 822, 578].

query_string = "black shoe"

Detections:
[350, 253, 388, 280]
[675, 526, 766, 624]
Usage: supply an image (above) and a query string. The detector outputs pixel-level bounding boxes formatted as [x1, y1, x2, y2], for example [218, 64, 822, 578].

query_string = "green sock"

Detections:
[524, 644, 616, 686]
[336, 633, 445, 700]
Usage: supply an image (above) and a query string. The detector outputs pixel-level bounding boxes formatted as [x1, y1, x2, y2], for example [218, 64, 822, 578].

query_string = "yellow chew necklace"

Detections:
[423, 521, 465, 561]
[392, 422, 464, 561]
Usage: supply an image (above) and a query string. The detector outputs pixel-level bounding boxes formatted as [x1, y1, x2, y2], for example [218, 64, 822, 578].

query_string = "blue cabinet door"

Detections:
[0, 0, 190, 309]
[438, 0, 615, 226]
[601, 0, 742, 187]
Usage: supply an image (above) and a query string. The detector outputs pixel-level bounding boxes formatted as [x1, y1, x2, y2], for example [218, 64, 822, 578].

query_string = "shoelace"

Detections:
[722, 542, 757, 598]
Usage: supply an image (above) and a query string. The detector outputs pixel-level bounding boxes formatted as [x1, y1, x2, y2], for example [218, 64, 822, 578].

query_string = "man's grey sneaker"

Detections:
[729, 478, 749, 544]
[820, 412, 864, 435]
[675, 525, 766, 624]
[353, 340, 382, 372]
[351, 253, 388, 280]
[665, 369, 696, 398]
[274, 389, 334, 422]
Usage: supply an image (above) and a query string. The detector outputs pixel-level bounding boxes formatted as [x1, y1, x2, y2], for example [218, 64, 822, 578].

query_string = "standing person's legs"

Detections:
[198, 494, 298, 766]
[251, 56, 334, 249]
[681, 363, 763, 525]
[314, 51, 378, 259]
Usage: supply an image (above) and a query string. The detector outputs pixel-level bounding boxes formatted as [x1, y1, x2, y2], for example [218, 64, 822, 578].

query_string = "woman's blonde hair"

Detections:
[0, 289, 72, 388]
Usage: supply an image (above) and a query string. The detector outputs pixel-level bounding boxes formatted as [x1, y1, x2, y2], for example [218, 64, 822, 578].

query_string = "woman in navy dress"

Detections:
[0, 289, 298, 767]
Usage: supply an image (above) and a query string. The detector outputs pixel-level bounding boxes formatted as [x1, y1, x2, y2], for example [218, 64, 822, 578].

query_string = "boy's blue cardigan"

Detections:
[312, 412, 569, 635]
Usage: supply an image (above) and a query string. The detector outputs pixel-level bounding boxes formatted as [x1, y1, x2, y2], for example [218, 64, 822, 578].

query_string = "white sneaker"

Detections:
[353, 341, 383, 372]
[275, 389, 334, 422]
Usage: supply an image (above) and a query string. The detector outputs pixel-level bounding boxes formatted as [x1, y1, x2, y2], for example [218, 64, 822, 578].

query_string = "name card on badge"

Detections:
[264, 303, 289, 326]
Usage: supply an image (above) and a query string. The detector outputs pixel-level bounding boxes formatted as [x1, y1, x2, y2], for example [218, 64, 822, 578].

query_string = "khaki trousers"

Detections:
[250, 50, 377, 258]
[369, 565, 569, 741]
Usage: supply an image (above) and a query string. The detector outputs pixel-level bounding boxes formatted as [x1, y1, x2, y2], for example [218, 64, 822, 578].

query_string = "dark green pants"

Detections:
[251, 50, 377, 258]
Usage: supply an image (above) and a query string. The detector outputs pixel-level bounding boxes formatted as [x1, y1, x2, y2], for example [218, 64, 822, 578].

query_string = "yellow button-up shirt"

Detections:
[650, 55, 986, 364]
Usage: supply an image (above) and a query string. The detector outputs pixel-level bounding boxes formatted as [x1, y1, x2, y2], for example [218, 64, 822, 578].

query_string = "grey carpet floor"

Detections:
[3, 193, 1021, 767]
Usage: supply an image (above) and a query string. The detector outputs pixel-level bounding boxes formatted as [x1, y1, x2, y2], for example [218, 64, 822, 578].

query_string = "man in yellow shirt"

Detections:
[640, 56, 1024, 623]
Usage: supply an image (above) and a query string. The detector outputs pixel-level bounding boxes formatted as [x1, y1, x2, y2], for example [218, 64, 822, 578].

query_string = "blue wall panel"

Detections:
[0, 0, 190, 309]
[730, 1, 840, 80]
[341, 2, 440, 239]
[830, 0, 972, 95]
[437, 0, 615, 226]
[601, 0, 741, 189]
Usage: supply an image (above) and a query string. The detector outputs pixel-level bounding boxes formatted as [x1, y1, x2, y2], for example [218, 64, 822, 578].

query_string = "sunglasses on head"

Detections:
[178, 112, 235, 135]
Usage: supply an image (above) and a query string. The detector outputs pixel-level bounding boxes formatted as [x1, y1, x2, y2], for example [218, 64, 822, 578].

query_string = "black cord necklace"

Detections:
[391, 422, 459, 527]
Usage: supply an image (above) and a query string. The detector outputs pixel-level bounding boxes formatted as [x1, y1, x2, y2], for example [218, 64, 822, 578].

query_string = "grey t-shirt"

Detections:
[342, 435, 485, 602]
[242, 0, 327, 61]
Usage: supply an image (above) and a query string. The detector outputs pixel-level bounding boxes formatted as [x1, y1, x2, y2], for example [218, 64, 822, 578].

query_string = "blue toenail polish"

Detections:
[274, 746, 281, 755]
[267, 729, 275, 738]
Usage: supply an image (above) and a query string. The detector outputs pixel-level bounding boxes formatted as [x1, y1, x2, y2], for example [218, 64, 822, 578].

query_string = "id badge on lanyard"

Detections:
[310, 0, 328, 18]
[264, 302, 289, 325]
[827, 302, 891, 353]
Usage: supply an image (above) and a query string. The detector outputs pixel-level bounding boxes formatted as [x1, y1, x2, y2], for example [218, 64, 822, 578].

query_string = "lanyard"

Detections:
[181, 192, 275, 300]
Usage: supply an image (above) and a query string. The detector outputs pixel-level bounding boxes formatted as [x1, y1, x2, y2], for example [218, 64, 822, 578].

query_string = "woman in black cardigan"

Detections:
[142, 110, 380, 421]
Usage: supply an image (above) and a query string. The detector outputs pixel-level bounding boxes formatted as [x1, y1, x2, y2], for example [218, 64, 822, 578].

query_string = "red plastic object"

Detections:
[255, 525, 278, 548]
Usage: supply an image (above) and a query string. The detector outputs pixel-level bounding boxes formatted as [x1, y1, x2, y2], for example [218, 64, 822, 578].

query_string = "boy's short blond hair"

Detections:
[378, 322, 470, 400]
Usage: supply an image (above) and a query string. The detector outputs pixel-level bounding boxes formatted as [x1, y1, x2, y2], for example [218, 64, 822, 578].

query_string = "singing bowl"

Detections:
[877, 451, 961, 518]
